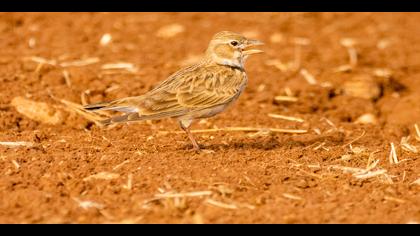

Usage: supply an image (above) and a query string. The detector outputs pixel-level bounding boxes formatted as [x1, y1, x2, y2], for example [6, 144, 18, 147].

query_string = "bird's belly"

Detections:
[185, 86, 246, 120]
[193, 103, 230, 119]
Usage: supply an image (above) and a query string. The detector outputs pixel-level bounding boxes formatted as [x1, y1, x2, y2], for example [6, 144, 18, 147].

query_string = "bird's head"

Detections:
[205, 31, 264, 69]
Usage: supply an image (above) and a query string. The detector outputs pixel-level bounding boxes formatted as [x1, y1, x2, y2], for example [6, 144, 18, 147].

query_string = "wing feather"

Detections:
[138, 66, 246, 116]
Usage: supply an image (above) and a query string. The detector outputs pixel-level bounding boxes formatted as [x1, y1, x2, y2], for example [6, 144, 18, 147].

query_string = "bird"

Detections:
[84, 31, 264, 151]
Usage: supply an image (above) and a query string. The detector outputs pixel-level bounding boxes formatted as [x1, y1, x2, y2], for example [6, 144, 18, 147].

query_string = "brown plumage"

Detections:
[85, 31, 263, 151]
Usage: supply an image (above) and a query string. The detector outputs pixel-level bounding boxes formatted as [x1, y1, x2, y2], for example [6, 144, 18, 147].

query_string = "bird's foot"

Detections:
[201, 149, 215, 154]
[192, 144, 201, 153]
[185, 144, 214, 154]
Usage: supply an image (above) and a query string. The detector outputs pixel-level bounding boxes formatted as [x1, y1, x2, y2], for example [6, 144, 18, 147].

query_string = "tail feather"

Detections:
[84, 102, 111, 111]
[83, 96, 186, 126]
[99, 113, 141, 126]
[84, 99, 139, 113]
[84, 99, 141, 126]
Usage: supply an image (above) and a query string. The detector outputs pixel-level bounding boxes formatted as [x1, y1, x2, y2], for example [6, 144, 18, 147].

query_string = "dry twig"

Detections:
[0, 141, 34, 148]
[274, 95, 298, 102]
[389, 142, 399, 164]
[268, 113, 304, 123]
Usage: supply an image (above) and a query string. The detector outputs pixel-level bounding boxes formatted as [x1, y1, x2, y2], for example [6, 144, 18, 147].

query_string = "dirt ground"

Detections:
[0, 12, 419, 224]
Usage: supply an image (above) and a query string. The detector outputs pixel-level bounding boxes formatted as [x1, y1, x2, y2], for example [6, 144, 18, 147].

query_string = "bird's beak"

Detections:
[243, 39, 264, 55]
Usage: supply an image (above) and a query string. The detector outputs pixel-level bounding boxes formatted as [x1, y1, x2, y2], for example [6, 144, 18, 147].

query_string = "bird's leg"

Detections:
[179, 119, 200, 151]
[185, 128, 201, 151]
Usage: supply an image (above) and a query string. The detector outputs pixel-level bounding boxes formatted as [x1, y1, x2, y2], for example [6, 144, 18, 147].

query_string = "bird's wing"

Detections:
[138, 66, 246, 118]
[177, 67, 246, 108]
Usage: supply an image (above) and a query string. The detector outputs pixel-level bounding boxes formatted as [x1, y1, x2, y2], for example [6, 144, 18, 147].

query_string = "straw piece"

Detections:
[83, 172, 120, 181]
[265, 59, 289, 72]
[274, 95, 298, 102]
[62, 70, 72, 87]
[411, 178, 420, 185]
[59, 57, 100, 67]
[268, 113, 304, 123]
[123, 174, 133, 190]
[342, 130, 366, 147]
[156, 24, 185, 38]
[414, 124, 420, 142]
[11, 160, 20, 170]
[354, 169, 387, 179]
[205, 199, 238, 210]
[400, 136, 418, 153]
[100, 33, 112, 46]
[25, 56, 57, 66]
[101, 62, 138, 73]
[300, 69, 317, 85]
[282, 193, 303, 201]
[384, 196, 405, 204]
[389, 142, 399, 164]
[0, 141, 34, 148]
[57, 98, 110, 126]
[73, 198, 105, 210]
[154, 191, 213, 199]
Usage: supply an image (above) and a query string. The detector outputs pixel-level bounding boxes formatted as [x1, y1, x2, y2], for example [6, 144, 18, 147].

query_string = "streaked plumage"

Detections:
[85, 31, 263, 151]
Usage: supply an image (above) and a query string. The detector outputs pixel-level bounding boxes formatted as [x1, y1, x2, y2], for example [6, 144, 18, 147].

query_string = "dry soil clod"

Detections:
[11, 96, 63, 125]
[342, 74, 381, 100]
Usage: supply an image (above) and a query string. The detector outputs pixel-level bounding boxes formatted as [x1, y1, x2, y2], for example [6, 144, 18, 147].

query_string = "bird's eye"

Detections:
[230, 41, 239, 46]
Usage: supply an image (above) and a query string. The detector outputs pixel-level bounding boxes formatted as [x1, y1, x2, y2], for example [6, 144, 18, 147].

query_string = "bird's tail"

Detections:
[84, 102, 112, 111]
[99, 113, 142, 126]
[84, 97, 142, 126]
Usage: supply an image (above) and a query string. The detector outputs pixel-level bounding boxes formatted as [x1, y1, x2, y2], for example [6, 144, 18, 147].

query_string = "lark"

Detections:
[84, 31, 263, 151]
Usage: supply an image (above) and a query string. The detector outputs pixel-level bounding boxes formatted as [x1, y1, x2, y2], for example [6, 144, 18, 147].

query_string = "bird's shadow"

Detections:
[205, 137, 282, 151]
[177, 132, 346, 152]
[177, 137, 279, 152]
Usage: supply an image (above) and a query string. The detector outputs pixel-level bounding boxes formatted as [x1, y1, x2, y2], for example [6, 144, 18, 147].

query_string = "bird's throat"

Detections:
[219, 58, 244, 70]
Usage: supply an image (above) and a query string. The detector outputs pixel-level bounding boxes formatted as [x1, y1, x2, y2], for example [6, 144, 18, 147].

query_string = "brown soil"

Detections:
[0, 12, 419, 224]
